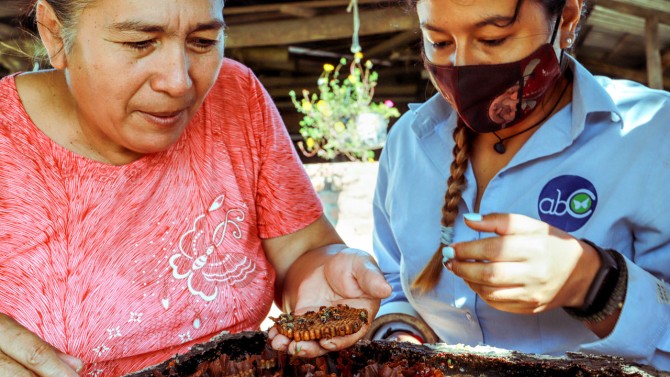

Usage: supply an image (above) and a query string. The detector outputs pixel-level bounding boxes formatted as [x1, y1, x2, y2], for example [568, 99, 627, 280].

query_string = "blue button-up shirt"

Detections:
[373, 56, 670, 370]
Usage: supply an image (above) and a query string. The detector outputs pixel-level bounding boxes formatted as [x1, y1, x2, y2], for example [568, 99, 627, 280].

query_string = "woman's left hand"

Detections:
[446, 213, 601, 314]
[267, 247, 392, 358]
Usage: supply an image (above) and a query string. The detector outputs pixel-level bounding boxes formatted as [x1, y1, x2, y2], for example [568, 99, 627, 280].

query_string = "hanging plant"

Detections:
[289, 52, 400, 162]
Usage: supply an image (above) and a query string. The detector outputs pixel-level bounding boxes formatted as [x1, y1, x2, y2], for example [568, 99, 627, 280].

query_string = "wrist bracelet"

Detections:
[564, 243, 628, 324]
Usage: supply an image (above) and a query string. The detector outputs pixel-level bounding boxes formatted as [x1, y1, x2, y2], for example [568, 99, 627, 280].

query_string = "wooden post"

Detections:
[644, 15, 663, 89]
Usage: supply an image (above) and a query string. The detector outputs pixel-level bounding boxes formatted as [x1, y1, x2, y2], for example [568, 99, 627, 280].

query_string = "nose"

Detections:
[151, 45, 193, 97]
[450, 44, 474, 67]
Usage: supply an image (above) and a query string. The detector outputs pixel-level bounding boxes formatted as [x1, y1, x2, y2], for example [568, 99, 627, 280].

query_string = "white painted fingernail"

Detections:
[464, 213, 483, 221]
[442, 246, 455, 261]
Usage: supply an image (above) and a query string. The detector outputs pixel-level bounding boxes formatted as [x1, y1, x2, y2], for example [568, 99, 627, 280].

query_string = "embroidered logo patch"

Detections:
[538, 175, 597, 232]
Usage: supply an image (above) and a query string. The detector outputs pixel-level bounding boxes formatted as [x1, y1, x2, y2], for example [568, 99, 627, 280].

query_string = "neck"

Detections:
[17, 70, 144, 165]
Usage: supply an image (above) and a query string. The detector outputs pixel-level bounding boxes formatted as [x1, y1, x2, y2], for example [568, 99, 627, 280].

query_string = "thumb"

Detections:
[56, 352, 84, 374]
[353, 258, 392, 299]
[463, 213, 551, 236]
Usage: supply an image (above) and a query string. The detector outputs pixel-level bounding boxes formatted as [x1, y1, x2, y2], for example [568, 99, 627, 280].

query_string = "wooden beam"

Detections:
[224, 0, 392, 15]
[279, 5, 318, 18]
[225, 7, 417, 48]
[588, 6, 670, 37]
[365, 30, 420, 58]
[596, 0, 670, 26]
[580, 57, 670, 89]
[604, 33, 630, 61]
[645, 15, 663, 89]
[0, 0, 26, 18]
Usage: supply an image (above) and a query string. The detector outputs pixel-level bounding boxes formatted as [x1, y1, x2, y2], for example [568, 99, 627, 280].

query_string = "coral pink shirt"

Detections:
[0, 59, 322, 376]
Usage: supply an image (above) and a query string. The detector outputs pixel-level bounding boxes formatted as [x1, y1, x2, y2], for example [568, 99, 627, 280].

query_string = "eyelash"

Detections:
[122, 38, 220, 51]
[190, 38, 220, 50]
[430, 38, 508, 49]
[124, 40, 156, 51]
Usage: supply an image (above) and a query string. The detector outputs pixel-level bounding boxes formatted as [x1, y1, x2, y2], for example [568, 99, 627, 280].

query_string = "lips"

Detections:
[139, 108, 189, 127]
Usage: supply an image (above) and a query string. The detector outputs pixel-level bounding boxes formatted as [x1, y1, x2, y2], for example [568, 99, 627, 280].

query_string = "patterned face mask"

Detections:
[423, 42, 562, 134]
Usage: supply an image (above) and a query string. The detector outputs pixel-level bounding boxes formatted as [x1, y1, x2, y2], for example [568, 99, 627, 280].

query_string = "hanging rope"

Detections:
[347, 0, 361, 54]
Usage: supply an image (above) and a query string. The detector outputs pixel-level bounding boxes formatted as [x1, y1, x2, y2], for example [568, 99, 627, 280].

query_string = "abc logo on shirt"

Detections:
[537, 175, 597, 232]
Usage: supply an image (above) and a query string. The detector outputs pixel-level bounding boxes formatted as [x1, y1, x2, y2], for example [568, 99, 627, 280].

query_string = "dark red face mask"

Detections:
[424, 43, 562, 134]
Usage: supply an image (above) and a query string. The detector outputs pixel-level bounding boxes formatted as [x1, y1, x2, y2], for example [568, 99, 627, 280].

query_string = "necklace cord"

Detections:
[492, 76, 571, 153]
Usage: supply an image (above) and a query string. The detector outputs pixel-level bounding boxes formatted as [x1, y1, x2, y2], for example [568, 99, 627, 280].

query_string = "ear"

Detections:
[559, 0, 583, 49]
[36, 0, 67, 69]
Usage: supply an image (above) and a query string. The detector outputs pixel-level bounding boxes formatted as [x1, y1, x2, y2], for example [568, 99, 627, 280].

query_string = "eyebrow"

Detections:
[107, 19, 226, 34]
[420, 15, 515, 32]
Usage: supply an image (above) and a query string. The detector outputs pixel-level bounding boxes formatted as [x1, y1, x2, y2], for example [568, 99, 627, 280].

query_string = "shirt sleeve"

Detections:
[576, 94, 670, 370]
[578, 259, 670, 370]
[245, 68, 323, 239]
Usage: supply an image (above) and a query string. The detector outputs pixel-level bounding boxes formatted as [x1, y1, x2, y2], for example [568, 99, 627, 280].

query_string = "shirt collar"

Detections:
[568, 54, 624, 136]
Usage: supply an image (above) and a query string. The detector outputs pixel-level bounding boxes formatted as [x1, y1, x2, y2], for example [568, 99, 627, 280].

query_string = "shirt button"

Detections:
[465, 312, 473, 321]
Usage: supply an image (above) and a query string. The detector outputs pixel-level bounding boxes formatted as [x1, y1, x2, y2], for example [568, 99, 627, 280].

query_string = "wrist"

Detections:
[563, 240, 627, 324]
[567, 239, 603, 308]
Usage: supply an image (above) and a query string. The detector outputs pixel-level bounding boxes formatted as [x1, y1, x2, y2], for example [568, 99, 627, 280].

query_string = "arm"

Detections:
[263, 215, 391, 357]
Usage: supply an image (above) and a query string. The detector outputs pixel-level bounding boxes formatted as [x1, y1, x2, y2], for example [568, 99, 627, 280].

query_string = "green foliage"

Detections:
[290, 53, 400, 162]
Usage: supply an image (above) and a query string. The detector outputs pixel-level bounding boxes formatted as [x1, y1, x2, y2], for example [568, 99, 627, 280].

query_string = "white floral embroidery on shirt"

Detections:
[128, 312, 143, 323]
[169, 194, 255, 302]
[107, 326, 122, 339]
[179, 331, 193, 343]
[87, 369, 104, 377]
[92, 345, 110, 357]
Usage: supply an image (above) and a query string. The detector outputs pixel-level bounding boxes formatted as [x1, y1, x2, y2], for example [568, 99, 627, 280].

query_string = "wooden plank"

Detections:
[365, 30, 419, 58]
[279, 5, 318, 18]
[604, 33, 630, 60]
[644, 15, 663, 89]
[588, 6, 670, 37]
[596, 0, 670, 25]
[607, 0, 670, 14]
[0, 0, 26, 18]
[224, 0, 392, 15]
[225, 7, 417, 48]
[581, 57, 670, 89]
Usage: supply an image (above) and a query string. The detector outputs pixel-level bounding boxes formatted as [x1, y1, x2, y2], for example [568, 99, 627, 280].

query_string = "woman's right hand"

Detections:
[0, 313, 83, 376]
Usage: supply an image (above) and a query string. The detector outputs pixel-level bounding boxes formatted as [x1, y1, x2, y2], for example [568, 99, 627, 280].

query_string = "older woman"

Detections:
[0, 0, 391, 376]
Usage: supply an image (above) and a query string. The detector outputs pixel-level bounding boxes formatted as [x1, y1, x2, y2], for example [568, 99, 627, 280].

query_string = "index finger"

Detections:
[452, 234, 538, 262]
[0, 316, 80, 377]
[463, 213, 553, 236]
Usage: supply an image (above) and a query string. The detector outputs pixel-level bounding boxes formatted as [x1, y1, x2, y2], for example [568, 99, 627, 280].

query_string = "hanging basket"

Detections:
[354, 111, 388, 150]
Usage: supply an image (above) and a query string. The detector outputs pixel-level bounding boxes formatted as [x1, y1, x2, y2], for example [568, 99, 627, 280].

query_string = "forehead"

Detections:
[84, 0, 224, 31]
[417, 0, 547, 28]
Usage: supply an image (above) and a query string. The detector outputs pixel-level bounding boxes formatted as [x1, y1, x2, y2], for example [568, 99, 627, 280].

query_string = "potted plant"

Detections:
[289, 52, 400, 162]
[289, 52, 400, 226]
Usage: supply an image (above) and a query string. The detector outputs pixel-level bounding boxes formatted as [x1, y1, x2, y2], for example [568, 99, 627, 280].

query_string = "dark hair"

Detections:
[411, 0, 576, 294]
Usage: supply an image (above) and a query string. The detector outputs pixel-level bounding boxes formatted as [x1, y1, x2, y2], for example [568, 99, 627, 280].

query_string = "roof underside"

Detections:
[1, 0, 668, 139]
